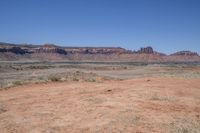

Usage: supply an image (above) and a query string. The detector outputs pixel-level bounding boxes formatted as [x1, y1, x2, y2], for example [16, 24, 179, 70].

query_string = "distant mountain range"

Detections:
[0, 42, 199, 62]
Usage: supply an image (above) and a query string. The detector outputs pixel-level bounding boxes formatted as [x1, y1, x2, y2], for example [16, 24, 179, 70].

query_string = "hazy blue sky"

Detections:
[0, 0, 200, 54]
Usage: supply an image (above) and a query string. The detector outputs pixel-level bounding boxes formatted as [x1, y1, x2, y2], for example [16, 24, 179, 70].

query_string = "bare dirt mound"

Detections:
[0, 77, 200, 133]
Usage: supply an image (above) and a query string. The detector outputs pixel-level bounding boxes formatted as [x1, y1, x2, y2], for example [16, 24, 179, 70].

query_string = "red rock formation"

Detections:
[170, 51, 199, 56]
[34, 44, 67, 55]
[0, 42, 199, 62]
[137, 46, 154, 54]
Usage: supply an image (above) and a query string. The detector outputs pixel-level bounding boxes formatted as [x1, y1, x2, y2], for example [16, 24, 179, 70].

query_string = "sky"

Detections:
[0, 0, 200, 54]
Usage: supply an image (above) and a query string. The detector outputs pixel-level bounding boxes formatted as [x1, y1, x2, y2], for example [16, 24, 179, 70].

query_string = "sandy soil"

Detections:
[0, 77, 200, 133]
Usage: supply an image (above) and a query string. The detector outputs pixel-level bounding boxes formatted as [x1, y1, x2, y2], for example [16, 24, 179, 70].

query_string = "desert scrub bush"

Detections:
[86, 78, 96, 82]
[28, 65, 52, 69]
[123, 66, 128, 69]
[166, 118, 200, 133]
[0, 104, 7, 114]
[73, 78, 79, 81]
[12, 81, 23, 86]
[48, 76, 61, 82]
[150, 93, 173, 101]
[76, 70, 80, 73]
[0, 84, 3, 89]
[150, 93, 160, 101]
[38, 76, 44, 80]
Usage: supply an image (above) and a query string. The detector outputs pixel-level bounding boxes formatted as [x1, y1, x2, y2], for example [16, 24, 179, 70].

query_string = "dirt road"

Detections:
[0, 77, 200, 133]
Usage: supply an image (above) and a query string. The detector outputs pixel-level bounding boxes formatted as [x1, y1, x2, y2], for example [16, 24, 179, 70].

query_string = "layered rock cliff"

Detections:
[0, 42, 199, 62]
[34, 44, 67, 55]
[170, 51, 198, 56]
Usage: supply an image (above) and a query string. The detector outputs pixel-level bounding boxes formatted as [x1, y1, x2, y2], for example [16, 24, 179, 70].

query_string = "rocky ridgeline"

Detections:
[35, 44, 67, 55]
[0, 44, 159, 55]
[0, 43, 130, 55]
[0, 42, 199, 61]
[170, 51, 199, 56]
[64, 47, 128, 54]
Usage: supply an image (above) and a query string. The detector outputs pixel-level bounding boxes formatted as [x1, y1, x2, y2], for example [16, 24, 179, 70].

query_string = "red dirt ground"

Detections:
[0, 77, 200, 133]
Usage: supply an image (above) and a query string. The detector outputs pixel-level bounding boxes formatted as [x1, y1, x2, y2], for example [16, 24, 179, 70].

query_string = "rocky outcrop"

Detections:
[34, 44, 67, 55]
[0, 48, 7, 52]
[9, 47, 26, 54]
[137, 46, 154, 54]
[170, 51, 199, 56]
[0, 47, 26, 54]
[136, 46, 166, 56]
